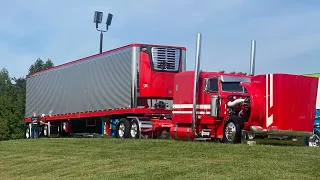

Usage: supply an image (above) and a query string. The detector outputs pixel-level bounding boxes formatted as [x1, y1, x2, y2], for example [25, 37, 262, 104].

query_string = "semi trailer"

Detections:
[24, 33, 318, 144]
[25, 43, 186, 138]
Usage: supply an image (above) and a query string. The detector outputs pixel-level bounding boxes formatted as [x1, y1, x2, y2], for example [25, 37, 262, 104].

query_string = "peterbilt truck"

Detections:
[24, 34, 317, 144]
[24, 43, 186, 139]
[170, 33, 317, 143]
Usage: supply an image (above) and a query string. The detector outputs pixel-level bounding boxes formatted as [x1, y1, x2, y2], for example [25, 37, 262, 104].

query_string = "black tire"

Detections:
[305, 130, 320, 147]
[158, 129, 171, 139]
[241, 131, 255, 144]
[129, 119, 140, 139]
[43, 125, 48, 137]
[223, 116, 243, 144]
[39, 125, 43, 137]
[25, 125, 30, 139]
[116, 118, 130, 138]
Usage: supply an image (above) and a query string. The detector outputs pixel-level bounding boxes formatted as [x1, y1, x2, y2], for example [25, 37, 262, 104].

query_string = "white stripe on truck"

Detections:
[173, 104, 211, 109]
[266, 74, 274, 128]
[172, 111, 211, 114]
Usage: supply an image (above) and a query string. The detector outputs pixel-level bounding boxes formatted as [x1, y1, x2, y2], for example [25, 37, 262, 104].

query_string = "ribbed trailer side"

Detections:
[25, 47, 136, 118]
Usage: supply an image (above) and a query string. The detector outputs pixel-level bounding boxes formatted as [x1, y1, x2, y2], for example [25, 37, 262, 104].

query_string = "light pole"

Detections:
[93, 11, 113, 54]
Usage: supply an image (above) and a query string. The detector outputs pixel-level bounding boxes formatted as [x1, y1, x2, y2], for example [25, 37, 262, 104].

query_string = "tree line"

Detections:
[0, 58, 54, 141]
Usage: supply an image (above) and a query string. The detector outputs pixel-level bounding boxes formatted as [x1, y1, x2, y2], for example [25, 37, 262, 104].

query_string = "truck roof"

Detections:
[26, 43, 186, 78]
[176, 70, 250, 78]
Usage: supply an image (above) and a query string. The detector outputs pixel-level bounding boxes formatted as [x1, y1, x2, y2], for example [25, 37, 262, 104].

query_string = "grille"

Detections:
[151, 47, 180, 71]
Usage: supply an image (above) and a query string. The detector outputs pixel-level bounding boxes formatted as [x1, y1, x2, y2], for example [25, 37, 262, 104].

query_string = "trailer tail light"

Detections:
[151, 47, 180, 72]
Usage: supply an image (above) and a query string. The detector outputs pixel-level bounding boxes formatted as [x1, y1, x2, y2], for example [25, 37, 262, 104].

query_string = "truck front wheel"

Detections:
[223, 116, 242, 144]
[116, 118, 130, 138]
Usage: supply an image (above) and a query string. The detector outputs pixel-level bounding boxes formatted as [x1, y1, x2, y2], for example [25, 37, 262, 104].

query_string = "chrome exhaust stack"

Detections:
[249, 40, 256, 76]
[192, 33, 202, 137]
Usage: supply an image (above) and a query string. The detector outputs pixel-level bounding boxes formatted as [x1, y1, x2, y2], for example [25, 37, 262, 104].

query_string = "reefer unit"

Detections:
[25, 43, 186, 118]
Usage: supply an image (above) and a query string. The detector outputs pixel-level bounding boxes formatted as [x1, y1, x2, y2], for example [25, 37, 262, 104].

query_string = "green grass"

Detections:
[0, 138, 319, 180]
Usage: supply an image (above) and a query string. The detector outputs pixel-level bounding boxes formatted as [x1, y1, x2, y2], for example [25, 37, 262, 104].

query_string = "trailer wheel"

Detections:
[129, 119, 140, 138]
[43, 125, 48, 137]
[116, 118, 130, 138]
[25, 126, 30, 139]
[223, 116, 242, 144]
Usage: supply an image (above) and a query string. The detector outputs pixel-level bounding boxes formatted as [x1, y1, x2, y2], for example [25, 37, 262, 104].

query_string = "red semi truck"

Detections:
[24, 33, 317, 143]
[171, 71, 317, 142]
[170, 34, 318, 143]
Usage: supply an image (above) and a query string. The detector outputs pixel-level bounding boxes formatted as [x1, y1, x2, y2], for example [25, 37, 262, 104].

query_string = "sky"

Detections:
[1, 0, 320, 78]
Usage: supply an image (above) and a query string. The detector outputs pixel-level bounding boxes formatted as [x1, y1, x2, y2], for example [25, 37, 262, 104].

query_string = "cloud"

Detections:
[0, 1, 320, 78]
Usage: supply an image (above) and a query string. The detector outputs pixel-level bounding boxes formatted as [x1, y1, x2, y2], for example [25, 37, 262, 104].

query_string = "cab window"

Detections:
[206, 78, 218, 92]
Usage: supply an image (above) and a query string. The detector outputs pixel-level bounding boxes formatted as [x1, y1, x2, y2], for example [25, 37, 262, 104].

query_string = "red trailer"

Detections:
[24, 43, 186, 138]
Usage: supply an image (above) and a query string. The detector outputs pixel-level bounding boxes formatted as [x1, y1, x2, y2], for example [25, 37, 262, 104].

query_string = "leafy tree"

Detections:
[0, 68, 11, 92]
[0, 58, 54, 141]
[28, 58, 54, 74]
[0, 68, 14, 140]
[45, 59, 54, 69]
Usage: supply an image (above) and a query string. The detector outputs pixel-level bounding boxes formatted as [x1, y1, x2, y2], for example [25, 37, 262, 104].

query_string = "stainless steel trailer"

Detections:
[25, 45, 138, 118]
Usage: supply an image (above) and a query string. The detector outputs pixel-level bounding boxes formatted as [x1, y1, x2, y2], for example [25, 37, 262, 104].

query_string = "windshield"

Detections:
[221, 82, 248, 93]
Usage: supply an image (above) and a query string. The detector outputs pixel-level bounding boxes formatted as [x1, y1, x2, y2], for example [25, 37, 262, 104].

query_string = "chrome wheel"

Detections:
[130, 123, 138, 138]
[225, 122, 236, 141]
[118, 123, 125, 138]
[308, 133, 320, 147]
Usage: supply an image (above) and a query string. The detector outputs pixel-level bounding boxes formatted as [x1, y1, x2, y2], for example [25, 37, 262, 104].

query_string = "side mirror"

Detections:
[210, 95, 221, 117]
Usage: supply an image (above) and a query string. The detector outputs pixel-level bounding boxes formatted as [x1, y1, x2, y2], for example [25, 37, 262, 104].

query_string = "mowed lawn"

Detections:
[0, 138, 319, 180]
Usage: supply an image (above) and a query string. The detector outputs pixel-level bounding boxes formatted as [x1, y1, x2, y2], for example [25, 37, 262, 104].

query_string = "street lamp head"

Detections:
[106, 13, 113, 26]
[94, 11, 103, 28]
